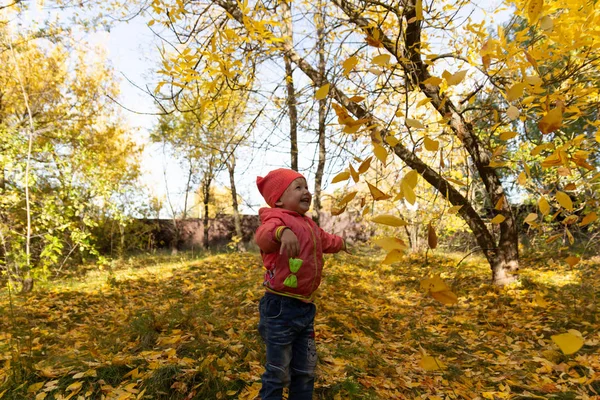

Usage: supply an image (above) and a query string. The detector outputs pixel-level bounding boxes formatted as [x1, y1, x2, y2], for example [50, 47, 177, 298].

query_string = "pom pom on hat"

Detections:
[257, 168, 305, 207]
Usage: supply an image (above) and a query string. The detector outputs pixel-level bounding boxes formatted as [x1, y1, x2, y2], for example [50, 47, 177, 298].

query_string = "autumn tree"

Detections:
[0, 13, 141, 290]
[148, 0, 599, 285]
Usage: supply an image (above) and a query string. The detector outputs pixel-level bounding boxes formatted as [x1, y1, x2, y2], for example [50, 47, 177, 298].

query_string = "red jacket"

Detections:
[255, 208, 344, 302]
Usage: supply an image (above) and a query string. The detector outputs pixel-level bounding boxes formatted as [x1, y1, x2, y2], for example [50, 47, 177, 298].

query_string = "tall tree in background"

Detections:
[0, 16, 141, 290]
[312, 0, 328, 226]
[281, 0, 299, 171]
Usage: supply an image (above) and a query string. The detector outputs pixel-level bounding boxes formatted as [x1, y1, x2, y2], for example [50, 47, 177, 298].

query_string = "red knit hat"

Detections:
[257, 168, 305, 208]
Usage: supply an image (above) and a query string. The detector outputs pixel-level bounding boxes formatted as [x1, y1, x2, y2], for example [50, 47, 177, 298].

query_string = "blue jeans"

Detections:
[258, 292, 317, 400]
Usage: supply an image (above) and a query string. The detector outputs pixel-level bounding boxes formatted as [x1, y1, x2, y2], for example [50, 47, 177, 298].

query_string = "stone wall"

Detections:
[139, 211, 370, 251]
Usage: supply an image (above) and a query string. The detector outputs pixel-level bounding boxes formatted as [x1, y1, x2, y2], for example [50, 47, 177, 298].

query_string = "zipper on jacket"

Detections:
[304, 218, 319, 294]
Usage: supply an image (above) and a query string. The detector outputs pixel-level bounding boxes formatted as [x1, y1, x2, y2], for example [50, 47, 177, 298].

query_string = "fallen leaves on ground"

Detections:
[0, 251, 599, 399]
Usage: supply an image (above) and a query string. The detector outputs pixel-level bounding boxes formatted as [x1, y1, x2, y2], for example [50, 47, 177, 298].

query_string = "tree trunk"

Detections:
[312, 0, 327, 227]
[227, 156, 245, 251]
[202, 176, 212, 250]
[281, 1, 299, 171]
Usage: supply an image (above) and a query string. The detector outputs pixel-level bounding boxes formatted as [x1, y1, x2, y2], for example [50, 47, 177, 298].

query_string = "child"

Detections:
[255, 168, 347, 400]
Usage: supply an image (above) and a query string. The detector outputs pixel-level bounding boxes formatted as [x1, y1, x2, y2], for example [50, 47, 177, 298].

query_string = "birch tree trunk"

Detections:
[281, 1, 298, 171]
[227, 156, 245, 251]
[312, 0, 327, 226]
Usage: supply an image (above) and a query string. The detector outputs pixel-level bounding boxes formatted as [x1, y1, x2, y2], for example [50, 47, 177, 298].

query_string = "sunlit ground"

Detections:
[1, 250, 598, 399]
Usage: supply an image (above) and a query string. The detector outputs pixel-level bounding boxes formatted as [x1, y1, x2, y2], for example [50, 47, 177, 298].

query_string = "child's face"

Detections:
[275, 177, 312, 215]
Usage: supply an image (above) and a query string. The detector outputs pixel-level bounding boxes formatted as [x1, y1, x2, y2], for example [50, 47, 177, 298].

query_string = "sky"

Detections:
[23, 1, 514, 217]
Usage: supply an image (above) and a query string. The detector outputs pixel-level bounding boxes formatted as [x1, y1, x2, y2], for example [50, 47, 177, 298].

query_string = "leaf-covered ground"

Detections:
[1, 250, 599, 399]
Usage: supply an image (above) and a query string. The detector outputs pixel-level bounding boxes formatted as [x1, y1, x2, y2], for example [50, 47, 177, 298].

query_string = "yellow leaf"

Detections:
[551, 333, 584, 355]
[491, 214, 506, 224]
[402, 180, 416, 205]
[420, 275, 450, 292]
[371, 214, 408, 227]
[331, 171, 350, 184]
[342, 56, 358, 76]
[415, 0, 423, 20]
[385, 134, 399, 146]
[448, 205, 462, 214]
[446, 177, 467, 186]
[555, 191, 573, 211]
[443, 70, 467, 86]
[535, 293, 549, 307]
[527, 0, 543, 24]
[315, 84, 330, 100]
[373, 143, 388, 165]
[27, 383, 45, 393]
[406, 118, 425, 129]
[538, 107, 563, 134]
[372, 54, 391, 66]
[481, 40, 492, 69]
[524, 213, 538, 224]
[565, 256, 580, 267]
[506, 83, 526, 101]
[382, 249, 404, 265]
[427, 223, 437, 249]
[349, 164, 359, 183]
[424, 136, 439, 151]
[349, 95, 364, 103]
[538, 197, 550, 216]
[540, 151, 565, 168]
[420, 355, 445, 371]
[580, 212, 597, 226]
[422, 76, 443, 86]
[506, 105, 520, 120]
[373, 237, 407, 251]
[431, 290, 458, 305]
[517, 171, 527, 186]
[566, 227, 574, 244]
[531, 143, 551, 156]
[540, 15, 553, 31]
[362, 205, 371, 216]
[494, 196, 504, 211]
[66, 381, 82, 392]
[403, 170, 419, 189]
[331, 206, 346, 216]
[367, 182, 392, 201]
[499, 131, 518, 141]
[35, 393, 47, 400]
[416, 98, 432, 108]
[338, 191, 357, 207]
[358, 157, 372, 174]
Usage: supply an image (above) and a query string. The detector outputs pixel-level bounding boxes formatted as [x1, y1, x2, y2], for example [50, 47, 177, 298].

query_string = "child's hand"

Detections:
[343, 239, 353, 254]
[280, 229, 300, 258]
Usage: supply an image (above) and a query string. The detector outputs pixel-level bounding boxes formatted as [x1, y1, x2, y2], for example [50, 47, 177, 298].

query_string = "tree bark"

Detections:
[312, 0, 327, 227]
[227, 155, 245, 251]
[202, 175, 212, 250]
[281, 1, 299, 171]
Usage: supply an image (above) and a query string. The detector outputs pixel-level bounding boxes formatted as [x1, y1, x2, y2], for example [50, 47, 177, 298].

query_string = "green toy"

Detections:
[289, 258, 303, 273]
[283, 258, 303, 288]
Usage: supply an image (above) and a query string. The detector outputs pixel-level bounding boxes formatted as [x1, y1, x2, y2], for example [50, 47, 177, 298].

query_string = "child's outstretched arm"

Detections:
[319, 228, 346, 254]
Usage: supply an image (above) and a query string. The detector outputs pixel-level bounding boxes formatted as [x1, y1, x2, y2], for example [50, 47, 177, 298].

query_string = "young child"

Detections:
[255, 168, 347, 400]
